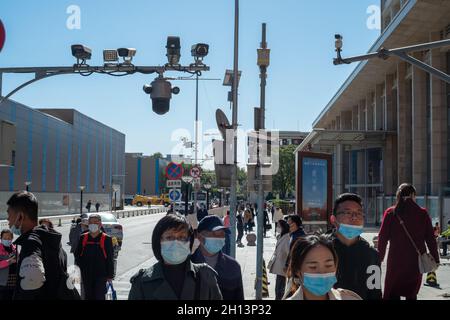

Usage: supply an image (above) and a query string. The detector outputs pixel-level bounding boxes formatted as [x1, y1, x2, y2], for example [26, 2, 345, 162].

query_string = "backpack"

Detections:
[80, 233, 107, 259]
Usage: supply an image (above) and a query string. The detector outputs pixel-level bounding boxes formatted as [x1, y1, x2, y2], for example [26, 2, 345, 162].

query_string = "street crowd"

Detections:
[0, 182, 448, 300]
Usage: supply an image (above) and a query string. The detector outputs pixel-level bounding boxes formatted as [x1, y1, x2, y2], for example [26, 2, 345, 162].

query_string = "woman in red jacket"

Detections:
[378, 183, 440, 300]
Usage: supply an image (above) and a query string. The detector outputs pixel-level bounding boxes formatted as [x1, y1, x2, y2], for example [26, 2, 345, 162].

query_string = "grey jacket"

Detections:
[128, 260, 223, 300]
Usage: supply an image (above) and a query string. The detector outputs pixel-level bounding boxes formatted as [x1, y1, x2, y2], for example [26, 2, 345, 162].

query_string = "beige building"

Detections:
[298, 0, 450, 226]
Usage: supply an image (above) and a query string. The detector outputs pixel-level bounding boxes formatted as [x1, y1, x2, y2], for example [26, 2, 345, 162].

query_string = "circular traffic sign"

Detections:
[0, 19, 5, 52]
[190, 166, 202, 178]
[165, 162, 184, 180]
[181, 176, 194, 183]
[169, 189, 182, 202]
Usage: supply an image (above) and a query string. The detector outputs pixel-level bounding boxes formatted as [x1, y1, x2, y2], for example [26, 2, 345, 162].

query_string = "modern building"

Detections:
[297, 0, 450, 226]
[278, 131, 309, 146]
[0, 99, 125, 218]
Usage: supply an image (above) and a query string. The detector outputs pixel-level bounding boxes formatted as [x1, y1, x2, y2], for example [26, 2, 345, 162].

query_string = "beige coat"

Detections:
[286, 285, 362, 300]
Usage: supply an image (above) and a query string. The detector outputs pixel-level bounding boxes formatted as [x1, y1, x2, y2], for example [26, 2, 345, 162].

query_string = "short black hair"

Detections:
[333, 193, 363, 216]
[152, 213, 194, 262]
[287, 214, 302, 228]
[7, 191, 38, 222]
[1, 229, 13, 239]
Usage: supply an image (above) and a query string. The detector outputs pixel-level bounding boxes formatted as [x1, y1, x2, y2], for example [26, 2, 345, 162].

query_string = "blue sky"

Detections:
[0, 0, 380, 163]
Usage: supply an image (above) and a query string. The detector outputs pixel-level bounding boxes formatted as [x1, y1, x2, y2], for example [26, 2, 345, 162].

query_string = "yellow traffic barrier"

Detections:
[262, 259, 269, 297]
[425, 271, 439, 287]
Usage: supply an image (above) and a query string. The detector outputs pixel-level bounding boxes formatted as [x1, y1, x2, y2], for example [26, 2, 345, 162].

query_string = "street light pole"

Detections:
[25, 181, 31, 192]
[255, 23, 270, 300]
[194, 72, 199, 219]
[228, 0, 239, 259]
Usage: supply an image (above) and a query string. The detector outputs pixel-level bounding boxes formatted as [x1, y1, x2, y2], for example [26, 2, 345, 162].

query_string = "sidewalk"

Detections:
[235, 230, 450, 300]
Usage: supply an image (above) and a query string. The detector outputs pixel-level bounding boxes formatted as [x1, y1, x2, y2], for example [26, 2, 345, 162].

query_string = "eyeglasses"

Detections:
[161, 235, 190, 242]
[336, 211, 364, 220]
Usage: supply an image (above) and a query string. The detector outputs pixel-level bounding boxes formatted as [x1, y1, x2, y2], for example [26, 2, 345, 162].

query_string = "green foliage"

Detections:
[272, 144, 297, 199]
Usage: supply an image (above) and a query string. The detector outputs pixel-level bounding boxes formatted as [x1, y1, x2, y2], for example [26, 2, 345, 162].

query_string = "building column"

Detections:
[341, 111, 352, 130]
[366, 93, 374, 131]
[334, 144, 344, 196]
[386, 74, 397, 131]
[359, 100, 366, 130]
[397, 61, 413, 185]
[412, 55, 427, 196]
[352, 105, 359, 130]
[375, 84, 384, 131]
[336, 116, 341, 130]
[430, 33, 447, 196]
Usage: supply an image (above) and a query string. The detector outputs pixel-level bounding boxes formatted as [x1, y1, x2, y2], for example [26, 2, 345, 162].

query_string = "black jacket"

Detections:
[74, 232, 114, 280]
[191, 249, 244, 300]
[332, 234, 382, 300]
[13, 225, 69, 300]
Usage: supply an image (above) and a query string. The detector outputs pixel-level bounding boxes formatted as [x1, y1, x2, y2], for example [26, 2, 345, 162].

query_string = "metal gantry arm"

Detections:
[334, 37, 450, 84]
[0, 63, 210, 105]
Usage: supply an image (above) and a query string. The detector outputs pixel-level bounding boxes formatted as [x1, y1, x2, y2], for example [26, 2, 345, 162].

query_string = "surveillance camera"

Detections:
[191, 43, 209, 59]
[117, 48, 136, 58]
[335, 34, 342, 40]
[71, 44, 92, 61]
[335, 34, 343, 51]
[143, 78, 179, 115]
[166, 36, 181, 65]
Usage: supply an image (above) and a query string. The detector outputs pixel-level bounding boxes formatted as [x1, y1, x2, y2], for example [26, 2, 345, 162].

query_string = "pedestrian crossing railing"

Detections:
[0, 206, 168, 228]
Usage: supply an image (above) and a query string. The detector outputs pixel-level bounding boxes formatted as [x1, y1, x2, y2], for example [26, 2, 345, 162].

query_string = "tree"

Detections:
[272, 144, 296, 199]
[151, 152, 163, 159]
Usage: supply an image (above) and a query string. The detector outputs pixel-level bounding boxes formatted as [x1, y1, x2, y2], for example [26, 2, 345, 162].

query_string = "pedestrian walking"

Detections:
[263, 205, 270, 238]
[223, 211, 231, 256]
[284, 234, 361, 300]
[236, 209, 245, 247]
[6, 191, 79, 300]
[244, 209, 252, 234]
[268, 220, 290, 300]
[197, 204, 209, 222]
[329, 193, 382, 299]
[128, 213, 223, 300]
[75, 214, 114, 300]
[95, 202, 101, 213]
[287, 214, 306, 249]
[273, 206, 284, 236]
[378, 183, 440, 300]
[0, 229, 17, 300]
[191, 215, 244, 300]
[38, 218, 54, 229]
[86, 200, 92, 213]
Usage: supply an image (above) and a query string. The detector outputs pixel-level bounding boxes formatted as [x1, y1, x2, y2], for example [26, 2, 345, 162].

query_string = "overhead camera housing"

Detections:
[103, 49, 119, 63]
[166, 36, 181, 65]
[118, 48, 136, 64]
[335, 34, 343, 51]
[143, 77, 180, 115]
[71, 44, 92, 61]
[191, 43, 209, 60]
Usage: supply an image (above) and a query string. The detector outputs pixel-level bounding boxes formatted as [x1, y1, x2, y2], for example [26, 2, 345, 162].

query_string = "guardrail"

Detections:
[0, 206, 168, 229]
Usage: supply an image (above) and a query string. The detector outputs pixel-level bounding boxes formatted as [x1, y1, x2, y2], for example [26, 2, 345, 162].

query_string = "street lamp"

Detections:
[79, 186, 86, 215]
[25, 181, 31, 192]
[182, 176, 194, 214]
[112, 185, 119, 212]
[203, 183, 212, 209]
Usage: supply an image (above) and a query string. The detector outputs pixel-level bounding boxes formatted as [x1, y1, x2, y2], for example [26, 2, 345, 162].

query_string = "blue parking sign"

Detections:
[169, 189, 181, 202]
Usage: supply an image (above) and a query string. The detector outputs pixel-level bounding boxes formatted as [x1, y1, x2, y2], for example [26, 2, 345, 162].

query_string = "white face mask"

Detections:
[88, 224, 99, 233]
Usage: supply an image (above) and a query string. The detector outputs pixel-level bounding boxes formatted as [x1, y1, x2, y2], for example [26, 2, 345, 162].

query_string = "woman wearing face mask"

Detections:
[284, 234, 361, 300]
[0, 229, 17, 300]
[128, 213, 223, 300]
[268, 219, 291, 300]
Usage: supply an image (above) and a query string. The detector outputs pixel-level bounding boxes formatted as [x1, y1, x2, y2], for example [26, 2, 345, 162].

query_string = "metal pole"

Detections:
[256, 22, 267, 300]
[228, 0, 239, 259]
[194, 73, 199, 219]
[185, 182, 189, 214]
[80, 190, 83, 215]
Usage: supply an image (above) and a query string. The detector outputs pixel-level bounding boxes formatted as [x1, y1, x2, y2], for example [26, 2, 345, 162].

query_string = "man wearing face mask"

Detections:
[6, 191, 78, 300]
[75, 214, 114, 300]
[328, 193, 382, 300]
[191, 215, 244, 300]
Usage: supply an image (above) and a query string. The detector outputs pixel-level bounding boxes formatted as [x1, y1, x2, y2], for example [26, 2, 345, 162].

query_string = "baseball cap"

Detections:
[197, 215, 230, 234]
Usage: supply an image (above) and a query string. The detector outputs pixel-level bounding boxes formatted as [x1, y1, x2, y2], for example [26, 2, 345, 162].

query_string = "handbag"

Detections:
[105, 281, 117, 300]
[395, 212, 438, 274]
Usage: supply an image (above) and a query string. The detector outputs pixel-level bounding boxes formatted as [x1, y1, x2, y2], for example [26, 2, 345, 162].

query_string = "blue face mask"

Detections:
[338, 223, 364, 240]
[203, 237, 225, 255]
[10, 214, 22, 236]
[302, 272, 337, 297]
[1, 240, 12, 247]
[161, 240, 191, 265]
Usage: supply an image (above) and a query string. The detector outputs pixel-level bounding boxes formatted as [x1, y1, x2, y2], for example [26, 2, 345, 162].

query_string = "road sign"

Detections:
[165, 162, 184, 180]
[181, 176, 194, 184]
[190, 166, 202, 178]
[169, 189, 182, 202]
[0, 20, 5, 52]
[167, 180, 182, 188]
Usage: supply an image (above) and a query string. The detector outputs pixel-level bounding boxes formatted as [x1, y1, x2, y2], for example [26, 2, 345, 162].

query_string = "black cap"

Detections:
[197, 215, 230, 234]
